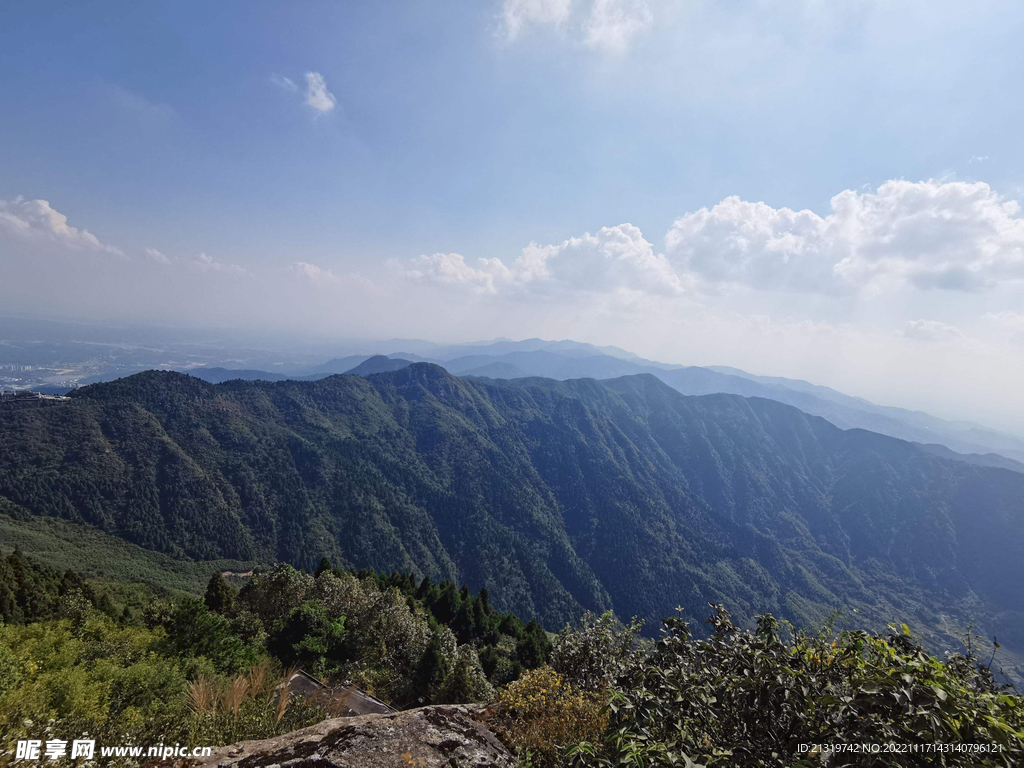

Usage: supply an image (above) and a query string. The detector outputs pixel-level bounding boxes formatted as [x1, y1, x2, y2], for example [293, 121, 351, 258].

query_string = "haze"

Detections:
[2, 1, 1024, 433]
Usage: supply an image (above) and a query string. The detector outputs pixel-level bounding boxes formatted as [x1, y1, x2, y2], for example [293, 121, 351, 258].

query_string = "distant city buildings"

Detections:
[0, 390, 70, 403]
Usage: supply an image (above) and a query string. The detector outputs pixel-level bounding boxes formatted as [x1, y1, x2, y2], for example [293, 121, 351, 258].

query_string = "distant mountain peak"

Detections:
[344, 355, 414, 376]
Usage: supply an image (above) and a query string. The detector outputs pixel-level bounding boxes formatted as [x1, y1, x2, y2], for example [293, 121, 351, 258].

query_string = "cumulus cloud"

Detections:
[304, 72, 336, 113]
[666, 180, 1024, 294]
[513, 224, 687, 294]
[395, 179, 1024, 300]
[395, 223, 689, 296]
[665, 196, 838, 293]
[0, 197, 122, 255]
[903, 319, 964, 343]
[503, 0, 574, 39]
[584, 0, 653, 54]
[192, 253, 247, 276]
[392, 252, 512, 294]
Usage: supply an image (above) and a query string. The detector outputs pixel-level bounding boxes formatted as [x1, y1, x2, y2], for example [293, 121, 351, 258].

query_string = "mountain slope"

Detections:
[917, 443, 1024, 473]
[1, 366, 1022, 672]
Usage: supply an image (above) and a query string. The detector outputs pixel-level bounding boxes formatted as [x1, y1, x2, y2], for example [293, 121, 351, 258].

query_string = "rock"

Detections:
[189, 705, 515, 768]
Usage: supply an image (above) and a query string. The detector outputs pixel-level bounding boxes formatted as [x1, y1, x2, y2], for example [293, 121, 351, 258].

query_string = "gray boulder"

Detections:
[189, 705, 514, 768]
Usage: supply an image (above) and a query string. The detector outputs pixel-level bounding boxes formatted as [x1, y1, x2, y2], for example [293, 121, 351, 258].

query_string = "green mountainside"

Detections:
[1, 364, 1022, 676]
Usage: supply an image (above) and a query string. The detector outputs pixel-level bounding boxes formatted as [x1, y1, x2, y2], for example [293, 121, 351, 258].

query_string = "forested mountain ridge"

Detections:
[1, 364, 1022, 675]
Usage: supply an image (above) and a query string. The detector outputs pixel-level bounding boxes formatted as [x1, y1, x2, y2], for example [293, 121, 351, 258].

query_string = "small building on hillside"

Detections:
[277, 670, 395, 717]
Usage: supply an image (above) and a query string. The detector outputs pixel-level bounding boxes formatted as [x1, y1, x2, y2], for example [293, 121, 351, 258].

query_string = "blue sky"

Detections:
[3, 1, 1024, 429]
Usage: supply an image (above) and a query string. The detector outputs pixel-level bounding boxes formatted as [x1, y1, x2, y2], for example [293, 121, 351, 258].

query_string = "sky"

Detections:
[2, 0, 1024, 431]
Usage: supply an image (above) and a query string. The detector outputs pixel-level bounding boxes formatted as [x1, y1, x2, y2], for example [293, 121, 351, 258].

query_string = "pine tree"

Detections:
[478, 586, 491, 614]
[453, 599, 476, 643]
[472, 593, 486, 632]
[413, 629, 446, 703]
[416, 575, 432, 600]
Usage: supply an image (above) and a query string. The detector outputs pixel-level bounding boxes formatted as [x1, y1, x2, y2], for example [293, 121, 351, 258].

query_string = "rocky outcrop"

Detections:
[190, 705, 514, 768]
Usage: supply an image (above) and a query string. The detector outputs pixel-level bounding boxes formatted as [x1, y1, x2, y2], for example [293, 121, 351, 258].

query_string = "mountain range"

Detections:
[1, 364, 1022, 678]
[173, 339, 1024, 467]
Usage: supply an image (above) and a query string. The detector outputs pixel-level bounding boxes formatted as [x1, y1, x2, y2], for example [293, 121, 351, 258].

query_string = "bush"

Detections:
[550, 611, 642, 692]
[493, 666, 609, 767]
[567, 606, 1024, 768]
[0, 617, 191, 753]
[0, 616, 328, 758]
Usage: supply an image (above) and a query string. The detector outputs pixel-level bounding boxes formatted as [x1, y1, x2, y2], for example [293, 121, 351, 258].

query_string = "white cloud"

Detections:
[144, 247, 172, 265]
[512, 223, 687, 294]
[273, 72, 336, 113]
[304, 72, 336, 113]
[0, 197, 122, 255]
[192, 253, 247, 276]
[502, 0, 651, 53]
[395, 223, 689, 296]
[293, 261, 342, 284]
[666, 180, 1024, 294]
[903, 319, 964, 343]
[665, 196, 838, 293]
[584, 0, 653, 54]
[503, 0, 574, 39]
[392, 252, 511, 294]
[395, 179, 1024, 300]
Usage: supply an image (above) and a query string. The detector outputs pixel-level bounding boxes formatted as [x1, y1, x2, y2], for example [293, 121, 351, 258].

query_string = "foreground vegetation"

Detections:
[494, 610, 1024, 767]
[3, 549, 1023, 767]
[0, 551, 550, 763]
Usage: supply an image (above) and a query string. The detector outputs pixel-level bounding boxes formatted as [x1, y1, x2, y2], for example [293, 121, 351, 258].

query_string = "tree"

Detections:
[268, 601, 348, 674]
[315, 556, 333, 577]
[204, 572, 236, 615]
[478, 586, 491, 615]
[416, 575, 433, 600]
[452, 599, 477, 643]
[436, 645, 494, 704]
[516, 620, 552, 670]
[472, 594, 487, 633]
[162, 598, 257, 673]
[432, 583, 460, 625]
[413, 629, 447, 703]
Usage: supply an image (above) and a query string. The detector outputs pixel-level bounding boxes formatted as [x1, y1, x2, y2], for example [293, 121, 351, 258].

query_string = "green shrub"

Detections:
[568, 606, 1024, 768]
[550, 611, 642, 692]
